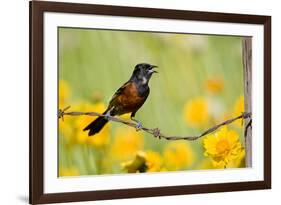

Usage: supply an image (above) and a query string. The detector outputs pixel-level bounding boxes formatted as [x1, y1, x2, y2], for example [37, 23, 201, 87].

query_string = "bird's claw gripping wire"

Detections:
[131, 118, 143, 131]
[104, 112, 111, 120]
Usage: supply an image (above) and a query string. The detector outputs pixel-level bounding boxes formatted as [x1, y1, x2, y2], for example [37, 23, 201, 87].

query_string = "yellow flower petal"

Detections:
[183, 97, 209, 127]
[163, 141, 194, 171]
[145, 150, 163, 172]
[110, 127, 144, 161]
[59, 80, 71, 108]
[205, 76, 224, 94]
[203, 126, 245, 168]
[122, 151, 147, 173]
[122, 150, 164, 173]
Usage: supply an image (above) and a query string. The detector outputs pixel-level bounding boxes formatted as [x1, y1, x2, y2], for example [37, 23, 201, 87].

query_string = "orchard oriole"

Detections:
[83, 63, 158, 136]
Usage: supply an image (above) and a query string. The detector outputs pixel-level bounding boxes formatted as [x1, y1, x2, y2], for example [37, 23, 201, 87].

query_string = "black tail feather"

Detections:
[83, 114, 109, 136]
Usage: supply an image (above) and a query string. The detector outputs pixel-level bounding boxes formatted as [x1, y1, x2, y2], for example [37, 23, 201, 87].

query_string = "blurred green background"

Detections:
[58, 27, 245, 177]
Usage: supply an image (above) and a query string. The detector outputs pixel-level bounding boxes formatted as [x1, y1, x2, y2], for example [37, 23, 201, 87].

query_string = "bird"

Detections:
[83, 63, 158, 136]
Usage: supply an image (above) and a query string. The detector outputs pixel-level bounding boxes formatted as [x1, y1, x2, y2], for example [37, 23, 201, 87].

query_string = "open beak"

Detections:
[150, 65, 158, 73]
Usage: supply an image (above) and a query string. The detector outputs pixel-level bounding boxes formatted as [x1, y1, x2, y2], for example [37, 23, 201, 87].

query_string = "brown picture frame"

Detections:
[30, 0, 271, 204]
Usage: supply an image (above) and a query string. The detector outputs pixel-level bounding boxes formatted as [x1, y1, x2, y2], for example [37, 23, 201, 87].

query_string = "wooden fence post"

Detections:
[242, 37, 252, 167]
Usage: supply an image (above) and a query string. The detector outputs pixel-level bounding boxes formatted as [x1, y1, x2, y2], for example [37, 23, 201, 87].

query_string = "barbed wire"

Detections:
[58, 106, 251, 141]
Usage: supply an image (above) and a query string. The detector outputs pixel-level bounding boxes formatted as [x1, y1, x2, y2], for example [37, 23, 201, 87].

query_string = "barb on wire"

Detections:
[58, 106, 251, 141]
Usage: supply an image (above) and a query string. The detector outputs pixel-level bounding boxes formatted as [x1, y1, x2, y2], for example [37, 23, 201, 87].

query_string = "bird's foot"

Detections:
[135, 122, 143, 131]
[104, 106, 114, 120]
[131, 118, 143, 131]
[104, 112, 111, 120]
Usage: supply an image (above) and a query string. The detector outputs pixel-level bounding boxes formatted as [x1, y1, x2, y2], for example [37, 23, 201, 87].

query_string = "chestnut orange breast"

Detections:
[118, 83, 144, 109]
[108, 82, 149, 115]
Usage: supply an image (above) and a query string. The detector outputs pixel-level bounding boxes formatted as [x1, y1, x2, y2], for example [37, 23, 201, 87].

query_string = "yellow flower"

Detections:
[205, 76, 224, 94]
[213, 149, 245, 169]
[73, 102, 110, 147]
[59, 117, 74, 141]
[59, 167, 79, 177]
[163, 141, 194, 171]
[58, 101, 110, 146]
[183, 97, 209, 127]
[122, 151, 147, 173]
[233, 96, 245, 126]
[203, 126, 245, 168]
[87, 126, 110, 147]
[122, 150, 163, 173]
[110, 127, 144, 161]
[145, 150, 163, 172]
[59, 80, 71, 108]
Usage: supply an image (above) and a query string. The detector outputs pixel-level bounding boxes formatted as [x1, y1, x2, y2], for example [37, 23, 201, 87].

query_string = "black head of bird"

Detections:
[130, 63, 158, 85]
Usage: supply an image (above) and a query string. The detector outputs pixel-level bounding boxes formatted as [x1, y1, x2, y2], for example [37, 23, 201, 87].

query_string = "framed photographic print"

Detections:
[29, 0, 271, 204]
